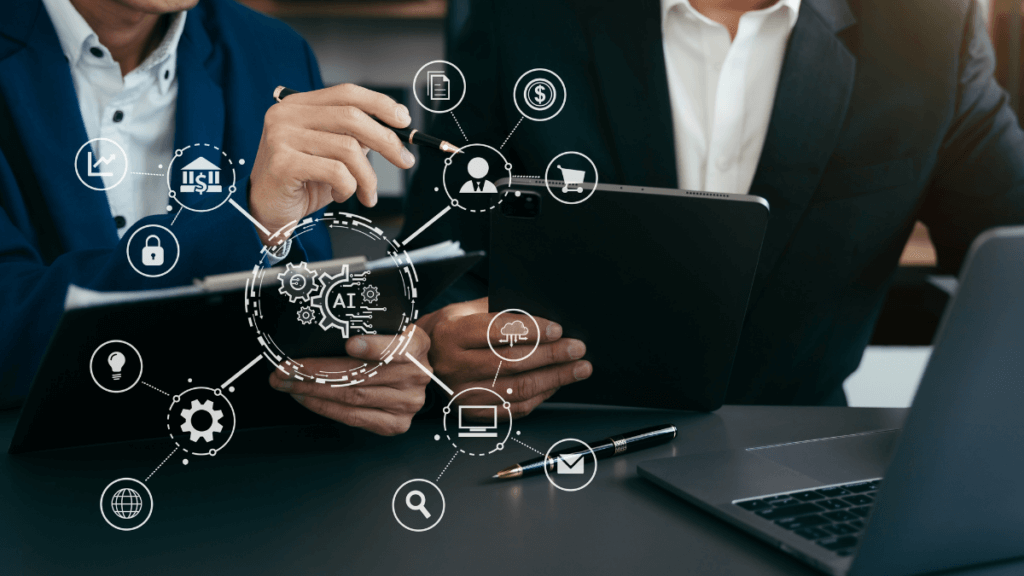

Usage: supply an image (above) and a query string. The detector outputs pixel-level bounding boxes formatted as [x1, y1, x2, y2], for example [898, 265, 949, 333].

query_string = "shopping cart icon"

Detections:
[556, 165, 586, 193]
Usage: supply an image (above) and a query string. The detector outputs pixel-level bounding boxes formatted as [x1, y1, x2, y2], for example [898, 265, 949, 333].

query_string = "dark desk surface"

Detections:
[0, 404, 906, 575]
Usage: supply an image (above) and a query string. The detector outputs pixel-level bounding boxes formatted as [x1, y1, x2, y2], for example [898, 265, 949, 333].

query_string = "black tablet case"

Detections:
[489, 186, 768, 411]
[10, 253, 482, 453]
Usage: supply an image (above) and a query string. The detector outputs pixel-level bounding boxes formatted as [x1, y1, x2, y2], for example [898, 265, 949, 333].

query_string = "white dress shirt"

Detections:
[42, 0, 184, 237]
[661, 0, 801, 195]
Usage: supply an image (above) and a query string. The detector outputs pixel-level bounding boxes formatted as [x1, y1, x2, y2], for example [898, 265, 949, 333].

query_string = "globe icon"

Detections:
[111, 487, 143, 520]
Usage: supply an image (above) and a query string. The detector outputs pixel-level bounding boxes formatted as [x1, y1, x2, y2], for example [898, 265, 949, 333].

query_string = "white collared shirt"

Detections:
[42, 0, 184, 237]
[661, 0, 801, 195]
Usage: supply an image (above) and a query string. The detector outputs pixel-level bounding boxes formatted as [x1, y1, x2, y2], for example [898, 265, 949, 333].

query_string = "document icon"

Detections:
[556, 453, 585, 475]
[428, 71, 449, 101]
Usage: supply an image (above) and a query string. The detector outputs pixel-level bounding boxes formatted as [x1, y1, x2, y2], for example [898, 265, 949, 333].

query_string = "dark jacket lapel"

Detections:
[0, 0, 119, 251]
[586, 0, 678, 188]
[748, 0, 858, 298]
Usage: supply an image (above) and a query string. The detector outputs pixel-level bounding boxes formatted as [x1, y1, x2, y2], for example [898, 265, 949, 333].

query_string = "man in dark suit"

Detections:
[403, 0, 1024, 411]
[0, 0, 432, 435]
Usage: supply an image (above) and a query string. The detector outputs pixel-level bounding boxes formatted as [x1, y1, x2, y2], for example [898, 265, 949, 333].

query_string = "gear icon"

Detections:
[180, 399, 224, 443]
[361, 284, 380, 304]
[297, 306, 317, 325]
[277, 262, 319, 303]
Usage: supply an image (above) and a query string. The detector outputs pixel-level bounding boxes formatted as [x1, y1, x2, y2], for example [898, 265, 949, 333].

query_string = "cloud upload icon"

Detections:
[499, 320, 529, 346]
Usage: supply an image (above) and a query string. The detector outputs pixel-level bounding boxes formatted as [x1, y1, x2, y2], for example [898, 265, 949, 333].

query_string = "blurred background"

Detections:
[242, 0, 1023, 407]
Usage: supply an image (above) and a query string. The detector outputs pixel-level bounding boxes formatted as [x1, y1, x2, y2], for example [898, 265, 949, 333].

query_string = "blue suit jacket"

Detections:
[0, 0, 332, 405]
[402, 0, 1024, 405]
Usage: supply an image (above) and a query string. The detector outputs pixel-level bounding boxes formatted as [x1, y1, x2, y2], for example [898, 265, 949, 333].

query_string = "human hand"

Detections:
[417, 298, 592, 419]
[268, 326, 431, 436]
[248, 83, 417, 244]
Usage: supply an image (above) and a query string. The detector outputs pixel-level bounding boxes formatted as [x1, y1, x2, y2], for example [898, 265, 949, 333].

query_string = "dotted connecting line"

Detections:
[499, 116, 525, 150]
[142, 381, 170, 397]
[436, 451, 458, 482]
[146, 446, 179, 481]
[130, 171, 164, 177]
[491, 361, 502, 388]
[450, 111, 468, 142]
[512, 175, 542, 179]
[511, 436, 544, 455]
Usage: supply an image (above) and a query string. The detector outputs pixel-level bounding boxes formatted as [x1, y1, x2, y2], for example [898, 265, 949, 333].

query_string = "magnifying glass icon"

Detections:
[406, 490, 431, 519]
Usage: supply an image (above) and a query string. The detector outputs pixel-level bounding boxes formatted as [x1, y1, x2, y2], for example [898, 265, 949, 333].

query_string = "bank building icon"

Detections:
[179, 157, 222, 193]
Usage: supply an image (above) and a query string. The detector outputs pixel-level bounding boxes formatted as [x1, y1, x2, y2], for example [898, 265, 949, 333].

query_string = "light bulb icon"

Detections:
[108, 351, 126, 381]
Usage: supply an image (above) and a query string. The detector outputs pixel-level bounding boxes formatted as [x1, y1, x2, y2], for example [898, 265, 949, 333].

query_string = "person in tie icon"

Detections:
[459, 157, 498, 193]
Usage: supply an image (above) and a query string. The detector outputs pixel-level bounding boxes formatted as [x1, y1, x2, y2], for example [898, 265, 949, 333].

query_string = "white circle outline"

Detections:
[412, 60, 467, 115]
[545, 151, 600, 205]
[513, 68, 567, 122]
[391, 478, 445, 532]
[100, 477, 153, 531]
[165, 144, 237, 213]
[523, 78, 557, 111]
[126, 224, 180, 278]
[167, 386, 237, 456]
[441, 143, 512, 213]
[89, 340, 143, 393]
[543, 438, 598, 492]
[442, 387, 513, 456]
[75, 138, 128, 191]
[486, 308, 541, 362]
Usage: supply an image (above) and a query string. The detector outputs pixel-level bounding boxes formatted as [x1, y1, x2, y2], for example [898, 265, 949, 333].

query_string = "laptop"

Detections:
[638, 226, 1024, 575]
[489, 177, 769, 411]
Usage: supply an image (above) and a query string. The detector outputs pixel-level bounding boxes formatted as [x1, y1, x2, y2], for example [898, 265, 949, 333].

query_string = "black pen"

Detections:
[273, 86, 462, 154]
[492, 424, 678, 480]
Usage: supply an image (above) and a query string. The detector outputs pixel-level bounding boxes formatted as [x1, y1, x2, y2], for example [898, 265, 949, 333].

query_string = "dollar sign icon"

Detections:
[523, 78, 557, 113]
[533, 85, 547, 105]
[195, 173, 208, 194]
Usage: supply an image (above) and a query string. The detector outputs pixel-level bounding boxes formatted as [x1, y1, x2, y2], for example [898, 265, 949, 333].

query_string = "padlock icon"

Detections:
[141, 235, 164, 267]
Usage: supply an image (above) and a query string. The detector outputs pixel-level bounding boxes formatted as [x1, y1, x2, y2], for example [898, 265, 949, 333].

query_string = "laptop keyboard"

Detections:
[733, 479, 881, 557]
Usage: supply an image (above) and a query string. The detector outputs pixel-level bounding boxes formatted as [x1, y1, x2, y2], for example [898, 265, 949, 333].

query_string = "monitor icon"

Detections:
[457, 405, 498, 438]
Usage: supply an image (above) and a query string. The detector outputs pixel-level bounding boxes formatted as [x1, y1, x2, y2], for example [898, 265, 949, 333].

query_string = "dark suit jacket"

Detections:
[0, 0, 332, 405]
[402, 0, 1024, 405]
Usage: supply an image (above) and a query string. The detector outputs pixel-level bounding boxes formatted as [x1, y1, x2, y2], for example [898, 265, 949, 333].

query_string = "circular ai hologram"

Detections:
[442, 387, 513, 456]
[442, 143, 513, 213]
[245, 211, 419, 386]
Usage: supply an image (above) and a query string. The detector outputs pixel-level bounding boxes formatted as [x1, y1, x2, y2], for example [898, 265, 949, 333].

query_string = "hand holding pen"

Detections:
[245, 83, 418, 245]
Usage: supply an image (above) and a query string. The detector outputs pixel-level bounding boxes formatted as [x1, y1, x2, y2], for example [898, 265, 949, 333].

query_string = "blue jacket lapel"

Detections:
[0, 0, 119, 251]
[173, 11, 224, 161]
[748, 0, 858, 298]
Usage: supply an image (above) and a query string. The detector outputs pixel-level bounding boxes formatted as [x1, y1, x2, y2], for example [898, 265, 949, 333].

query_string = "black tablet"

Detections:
[489, 178, 769, 411]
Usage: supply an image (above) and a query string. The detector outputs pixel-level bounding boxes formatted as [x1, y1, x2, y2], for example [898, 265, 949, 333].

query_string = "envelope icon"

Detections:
[557, 453, 585, 474]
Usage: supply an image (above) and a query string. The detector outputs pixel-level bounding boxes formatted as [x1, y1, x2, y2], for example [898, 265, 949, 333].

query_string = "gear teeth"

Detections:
[277, 262, 320, 303]
[180, 397, 227, 443]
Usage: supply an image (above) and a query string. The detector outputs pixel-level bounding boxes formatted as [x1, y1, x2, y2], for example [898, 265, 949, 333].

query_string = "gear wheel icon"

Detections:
[180, 399, 224, 443]
[297, 306, 317, 325]
[361, 284, 380, 304]
[277, 262, 319, 303]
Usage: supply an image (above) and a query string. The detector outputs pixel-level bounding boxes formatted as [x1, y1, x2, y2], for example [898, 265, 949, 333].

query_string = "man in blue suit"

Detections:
[403, 0, 1024, 411]
[0, 0, 432, 435]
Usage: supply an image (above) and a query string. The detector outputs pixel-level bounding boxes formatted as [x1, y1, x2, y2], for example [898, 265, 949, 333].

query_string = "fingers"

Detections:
[287, 150, 358, 207]
[345, 327, 431, 363]
[434, 311, 563, 352]
[287, 103, 414, 171]
[275, 375, 427, 414]
[290, 396, 414, 436]
[281, 83, 412, 128]
[432, 339, 585, 382]
[290, 128, 379, 206]
[454, 359, 592, 405]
